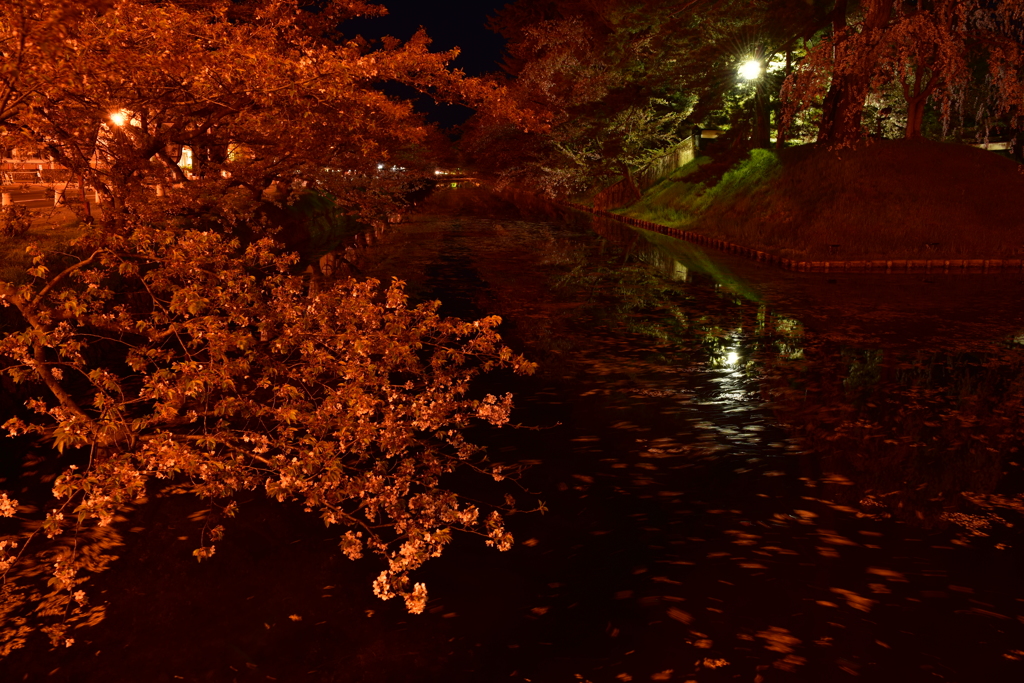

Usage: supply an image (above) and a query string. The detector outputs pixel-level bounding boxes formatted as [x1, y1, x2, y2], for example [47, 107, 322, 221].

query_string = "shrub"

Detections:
[0, 206, 31, 238]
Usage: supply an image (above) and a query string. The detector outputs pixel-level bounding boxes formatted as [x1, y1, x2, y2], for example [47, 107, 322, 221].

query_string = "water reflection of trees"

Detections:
[507, 191, 1024, 544]
[766, 343, 1024, 540]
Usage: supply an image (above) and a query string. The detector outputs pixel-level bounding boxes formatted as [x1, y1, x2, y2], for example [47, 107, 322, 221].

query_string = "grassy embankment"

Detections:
[616, 138, 1024, 261]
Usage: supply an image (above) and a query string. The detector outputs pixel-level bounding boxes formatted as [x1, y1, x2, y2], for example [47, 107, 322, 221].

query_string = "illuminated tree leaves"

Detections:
[0, 221, 537, 652]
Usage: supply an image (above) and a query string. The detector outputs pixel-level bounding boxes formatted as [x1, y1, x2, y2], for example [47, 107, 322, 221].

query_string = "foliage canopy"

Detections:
[0, 0, 539, 657]
[0, 219, 536, 653]
[465, 0, 1024, 197]
[0, 0, 528, 225]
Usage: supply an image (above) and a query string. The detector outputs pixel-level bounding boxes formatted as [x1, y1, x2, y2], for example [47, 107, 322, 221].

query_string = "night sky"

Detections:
[343, 0, 513, 128]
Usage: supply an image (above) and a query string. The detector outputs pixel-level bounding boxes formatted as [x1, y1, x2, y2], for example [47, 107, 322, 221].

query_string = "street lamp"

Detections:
[737, 58, 771, 148]
[738, 59, 762, 81]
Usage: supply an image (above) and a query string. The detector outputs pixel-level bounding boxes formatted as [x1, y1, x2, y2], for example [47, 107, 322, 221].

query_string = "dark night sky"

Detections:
[343, 0, 512, 76]
[343, 0, 514, 128]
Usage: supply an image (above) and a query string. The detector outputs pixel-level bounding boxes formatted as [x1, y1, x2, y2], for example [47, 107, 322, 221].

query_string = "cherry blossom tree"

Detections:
[0, 217, 537, 654]
[781, 0, 1024, 144]
[0, 0, 541, 657]
[0, 0, 519, 227]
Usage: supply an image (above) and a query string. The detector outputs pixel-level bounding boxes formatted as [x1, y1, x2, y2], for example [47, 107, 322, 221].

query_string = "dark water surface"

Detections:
[3, 186, 1022, 682]
[357, 187, 1024, 683]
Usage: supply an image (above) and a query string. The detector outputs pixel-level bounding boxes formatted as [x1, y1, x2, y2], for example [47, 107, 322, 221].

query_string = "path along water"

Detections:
[3, 184, 1020, 683]
[357, 186, 1024, 683]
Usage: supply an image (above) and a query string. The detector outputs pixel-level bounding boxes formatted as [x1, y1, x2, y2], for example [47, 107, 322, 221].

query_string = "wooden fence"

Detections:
[594, 136, 697, 211]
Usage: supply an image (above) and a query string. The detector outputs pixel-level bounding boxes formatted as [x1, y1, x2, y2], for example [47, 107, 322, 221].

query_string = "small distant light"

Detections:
[726, 350, 740, 366]
[738, 59, 762, 80]
[377, 163, 385, 170]
[434, 169, 442, 175]
[109, 111, 126, 126]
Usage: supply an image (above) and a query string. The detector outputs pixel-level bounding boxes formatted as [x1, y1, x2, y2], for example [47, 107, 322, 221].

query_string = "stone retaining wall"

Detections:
[560, 201, 1022, 274]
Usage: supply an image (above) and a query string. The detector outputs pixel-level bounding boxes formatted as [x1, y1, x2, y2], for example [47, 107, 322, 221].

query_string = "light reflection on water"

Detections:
[503, 189, 1024, 678]
[367, 187, 1024, 682]
[508, 190, 1024, 500]
[554, 193, 1024, 528]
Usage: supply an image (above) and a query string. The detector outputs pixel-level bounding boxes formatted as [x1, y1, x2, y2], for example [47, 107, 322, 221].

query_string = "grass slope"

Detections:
[623, 138, 1024, 261]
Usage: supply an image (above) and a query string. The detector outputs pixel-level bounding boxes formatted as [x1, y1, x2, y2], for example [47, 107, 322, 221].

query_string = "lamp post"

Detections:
[91, 109, 131, 213]
[738, 58, 770, 149]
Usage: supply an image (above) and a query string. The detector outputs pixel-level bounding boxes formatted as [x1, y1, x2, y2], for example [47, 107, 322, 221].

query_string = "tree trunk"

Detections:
[77, 173, 93, 223]
[154, 151, 190, 184]
[817, 78, 842, 142]
[1011, 133, 1024, 163]
[775, 47, 792, 150]
[817, 0, 892, 145]
[618, 160, 642, 203]
[817, 0, 850, 142]
[95, 183, 130, 233]
[818, 73, 871, 144]
[754, 77, 771, 149]
[901, 64, 939, 140]
[905, 97, 926, 139]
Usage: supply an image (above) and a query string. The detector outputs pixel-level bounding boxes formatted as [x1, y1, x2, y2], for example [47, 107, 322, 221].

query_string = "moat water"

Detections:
[4, 185, 1021, 683]
[359, 186, 1024, 683]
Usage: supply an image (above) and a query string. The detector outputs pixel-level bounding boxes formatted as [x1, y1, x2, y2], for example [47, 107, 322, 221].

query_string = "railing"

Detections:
[2, 171, 41, 184]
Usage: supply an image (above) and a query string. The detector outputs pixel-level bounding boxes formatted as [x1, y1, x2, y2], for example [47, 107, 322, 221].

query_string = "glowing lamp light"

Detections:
[738, 59, 762, 80]
[109, 111, 127, 126]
